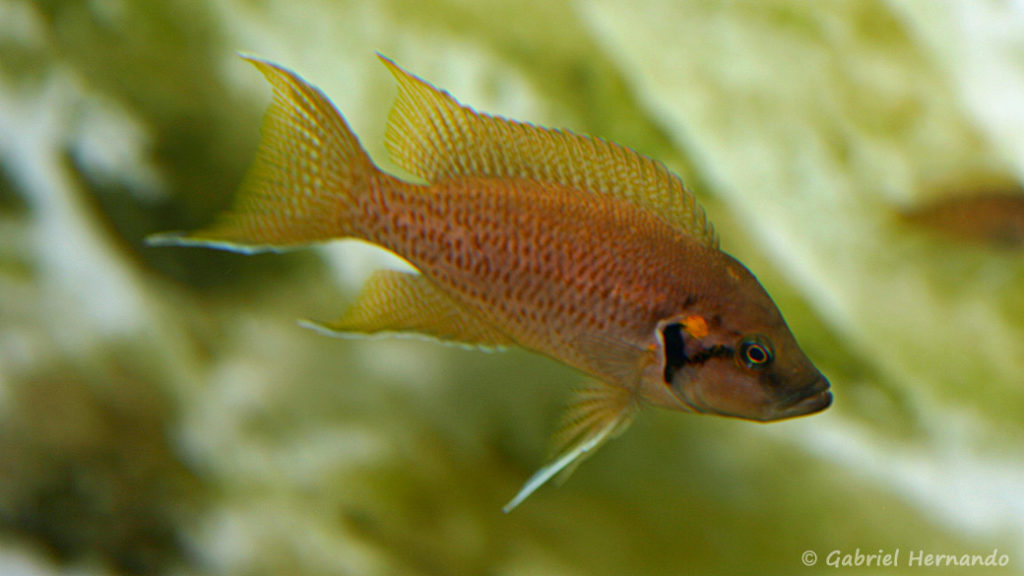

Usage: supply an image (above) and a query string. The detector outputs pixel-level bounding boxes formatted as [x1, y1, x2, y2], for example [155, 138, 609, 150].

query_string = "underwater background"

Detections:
[1, 0, 1023, 574]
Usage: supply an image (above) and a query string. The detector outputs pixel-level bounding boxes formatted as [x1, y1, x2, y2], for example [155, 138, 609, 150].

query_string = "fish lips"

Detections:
[681, 374, 832, 421]
[774, 376, 832, 419]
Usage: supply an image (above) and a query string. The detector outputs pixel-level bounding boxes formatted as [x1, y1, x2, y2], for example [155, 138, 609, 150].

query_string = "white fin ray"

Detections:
[504, 381, 637, 512]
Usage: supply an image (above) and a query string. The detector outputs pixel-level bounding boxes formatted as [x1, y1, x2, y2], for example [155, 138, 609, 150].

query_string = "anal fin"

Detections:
[301, 269, 513, 350]
[503, 381, 637, 512]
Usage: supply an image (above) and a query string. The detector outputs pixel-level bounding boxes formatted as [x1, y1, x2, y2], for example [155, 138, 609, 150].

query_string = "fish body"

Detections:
[363, 176, 697, 377]
[901, 190, 1024, 248]
[150, 55, 831, 510]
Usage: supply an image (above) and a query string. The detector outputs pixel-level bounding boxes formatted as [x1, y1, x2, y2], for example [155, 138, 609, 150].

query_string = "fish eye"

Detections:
[738, 335, 773, 370]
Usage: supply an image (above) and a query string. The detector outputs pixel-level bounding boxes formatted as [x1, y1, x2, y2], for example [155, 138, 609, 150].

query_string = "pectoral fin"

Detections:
[301, 269, 513, 350]
[503, 381, 637, 512]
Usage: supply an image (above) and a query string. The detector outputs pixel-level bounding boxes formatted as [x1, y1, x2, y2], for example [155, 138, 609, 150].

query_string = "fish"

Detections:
[900, 189, 1024, 249]
[149, 54, 832, 511]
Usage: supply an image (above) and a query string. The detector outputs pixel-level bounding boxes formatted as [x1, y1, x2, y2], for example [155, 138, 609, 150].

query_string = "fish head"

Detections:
[653, 256, 831, 422]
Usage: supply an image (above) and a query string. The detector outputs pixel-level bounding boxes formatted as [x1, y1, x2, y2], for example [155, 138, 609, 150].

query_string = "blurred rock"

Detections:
[1, 0, 1022, 574]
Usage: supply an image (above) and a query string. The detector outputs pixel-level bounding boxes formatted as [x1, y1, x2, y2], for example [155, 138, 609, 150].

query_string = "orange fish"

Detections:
[900, 190, 1024, 248]
[150, 55, 832, 510]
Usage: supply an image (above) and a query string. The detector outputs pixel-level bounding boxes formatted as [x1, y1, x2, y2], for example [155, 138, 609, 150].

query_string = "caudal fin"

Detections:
[148, 55, 378, 253]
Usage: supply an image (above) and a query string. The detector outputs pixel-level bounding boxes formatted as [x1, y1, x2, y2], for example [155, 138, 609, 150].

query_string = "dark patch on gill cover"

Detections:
[662, 323, 686, 383]
[662, 322, 735, 384]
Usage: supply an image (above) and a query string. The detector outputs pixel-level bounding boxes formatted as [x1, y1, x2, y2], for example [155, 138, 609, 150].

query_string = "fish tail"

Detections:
[148, 55, 386, 253]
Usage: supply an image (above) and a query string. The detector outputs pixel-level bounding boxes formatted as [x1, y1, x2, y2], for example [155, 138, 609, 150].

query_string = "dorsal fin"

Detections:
[378, 55, 718, 247]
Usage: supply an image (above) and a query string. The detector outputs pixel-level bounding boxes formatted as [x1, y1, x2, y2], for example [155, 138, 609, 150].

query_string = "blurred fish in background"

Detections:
[1, 1, 1023, 575]
[900, 184, 1024, 248]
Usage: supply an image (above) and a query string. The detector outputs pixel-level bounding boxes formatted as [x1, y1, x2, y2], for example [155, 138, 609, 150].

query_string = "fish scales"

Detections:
[149, 55, 831, 511]
[359, 174, 699, 376]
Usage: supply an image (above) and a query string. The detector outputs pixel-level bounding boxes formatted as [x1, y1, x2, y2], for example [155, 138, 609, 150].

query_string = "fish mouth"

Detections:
[776, 376, 832, 418]
[680, 375, 833, 421]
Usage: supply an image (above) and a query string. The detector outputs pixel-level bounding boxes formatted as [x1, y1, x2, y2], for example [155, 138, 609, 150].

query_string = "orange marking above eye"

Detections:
[682, 315, 709, 339]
